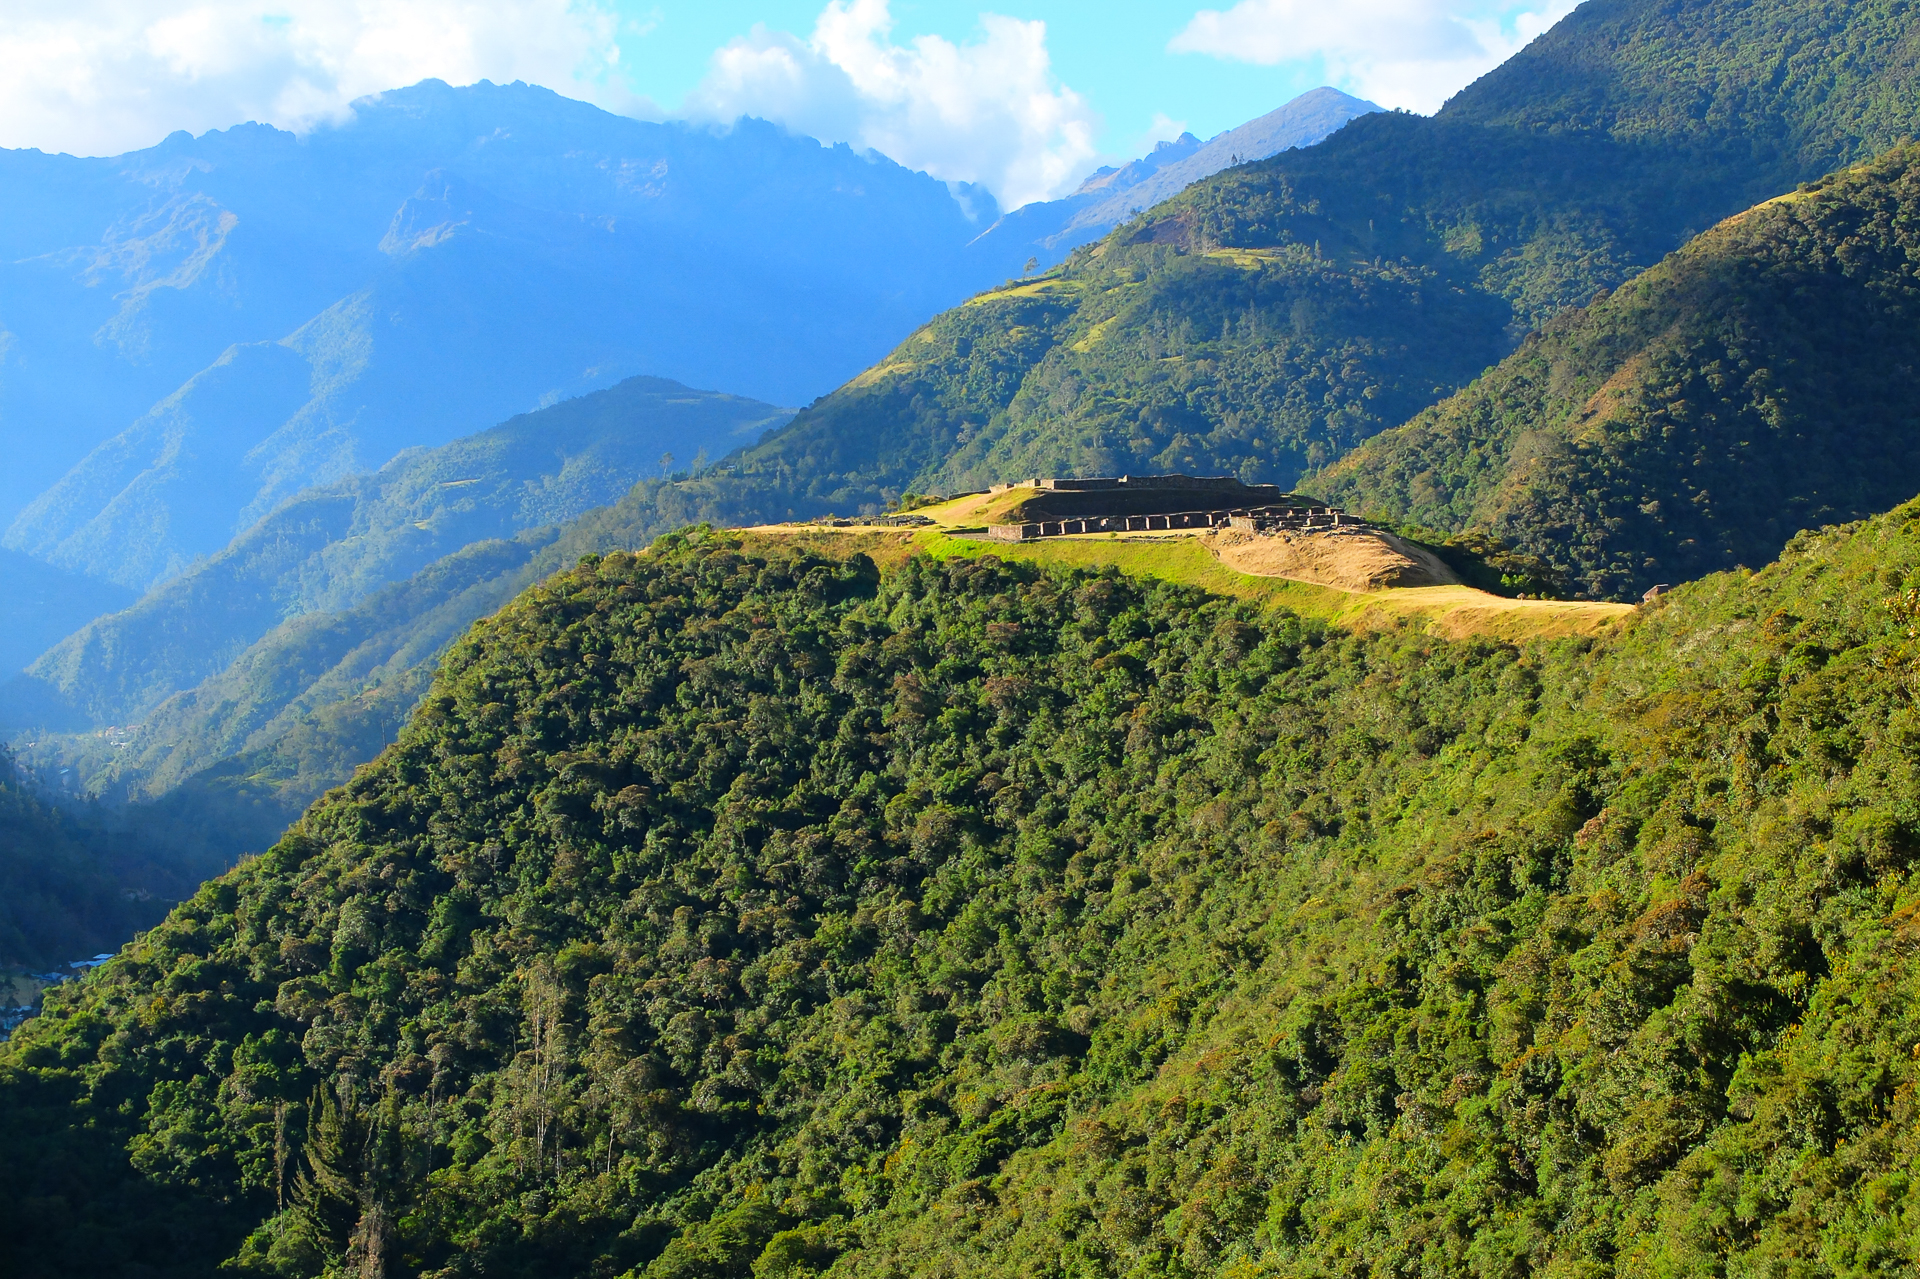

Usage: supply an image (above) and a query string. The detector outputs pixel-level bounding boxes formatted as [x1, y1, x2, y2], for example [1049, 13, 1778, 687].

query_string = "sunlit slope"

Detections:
[750, 495, 1633, 642]
[10, 497, 1920, 1274]
[1316, 143, 1920, 600]
[586, 0, 1920, 537]
[917, 532, 1632, 641]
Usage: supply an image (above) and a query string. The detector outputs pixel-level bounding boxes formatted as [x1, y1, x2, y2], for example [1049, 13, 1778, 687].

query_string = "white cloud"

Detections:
[1170, 0, 1582, 114]
[683, 0, 1099, 210]
[1139, 112, 1192, 149]
[0, 1, 652, 158]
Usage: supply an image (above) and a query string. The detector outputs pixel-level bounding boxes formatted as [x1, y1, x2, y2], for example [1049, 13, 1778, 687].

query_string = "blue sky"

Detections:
[608, 0, 1352, 154]
[0, 0, 1580, 207]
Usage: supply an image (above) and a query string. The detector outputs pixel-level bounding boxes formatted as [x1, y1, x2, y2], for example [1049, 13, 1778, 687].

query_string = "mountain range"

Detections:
[0, 80, 993, 591]
[15, 0, 1920, 1273]
[20, 0, 1920, 885]
[0, 82, 1382, 881]
[969, 86, 1380, 268]
[8, 375, 789, 732]
[556, 0, 1920, 548]
[0, 80, 1371, 600]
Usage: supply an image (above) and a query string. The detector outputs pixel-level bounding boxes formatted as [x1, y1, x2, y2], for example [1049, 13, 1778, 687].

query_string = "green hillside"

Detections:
[5, 467, 755, 866]
[1315, 143, 1920, 600]
[3, 376, 787, 731]
[3, 460, 739, 872]
[8, 500, 1920, 1274]
[17, 0, 1920, 893]
[33, 537, 552, 851]
[566, 0, 1920, 535]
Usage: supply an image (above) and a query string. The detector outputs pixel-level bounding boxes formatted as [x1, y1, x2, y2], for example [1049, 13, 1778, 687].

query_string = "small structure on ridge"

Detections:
[984, 474, 1364, 542]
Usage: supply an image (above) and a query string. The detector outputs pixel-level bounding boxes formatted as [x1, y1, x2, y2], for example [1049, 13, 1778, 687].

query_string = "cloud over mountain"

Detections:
[0, 0, 1097, 209]
[0, 0, 646, 157]
[1171, 0, 1581, 113]
[684, 0, 1098, 209]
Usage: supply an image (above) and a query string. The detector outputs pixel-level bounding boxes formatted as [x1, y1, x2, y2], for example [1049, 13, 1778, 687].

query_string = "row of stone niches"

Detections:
[988, 504, 1358, 541]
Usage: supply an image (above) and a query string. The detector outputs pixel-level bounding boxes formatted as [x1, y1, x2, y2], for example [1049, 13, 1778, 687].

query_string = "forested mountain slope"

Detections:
[8, 503, 1920, 1275]
[34, 535, 556, 866]
[0, 751, 204, 968]
[0, 381, 784, 874]
[586, 0, 1920, 535]
[969, 86, 1380, 269]
[2, 376, 786, 732]
[1315, 143, 1920, 600]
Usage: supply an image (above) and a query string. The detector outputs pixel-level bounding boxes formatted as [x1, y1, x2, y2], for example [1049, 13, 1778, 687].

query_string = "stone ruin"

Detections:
[985, 474, 1364, 542]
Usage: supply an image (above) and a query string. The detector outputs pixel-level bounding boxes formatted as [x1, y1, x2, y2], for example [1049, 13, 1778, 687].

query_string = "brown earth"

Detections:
[1211, 528, 1459, 592]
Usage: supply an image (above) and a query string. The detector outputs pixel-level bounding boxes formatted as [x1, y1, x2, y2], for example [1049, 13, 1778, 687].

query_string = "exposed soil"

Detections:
[1211, 528, 1460, 592]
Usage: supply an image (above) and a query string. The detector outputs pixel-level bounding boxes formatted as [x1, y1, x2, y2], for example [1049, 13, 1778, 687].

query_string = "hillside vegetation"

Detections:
[562, 0, 1920, 537]
[8, 502, 1920, 1274]
[1316, 143, 1920, 600]
[3, 376, 787, 732]
[16, 0, 1920, 889]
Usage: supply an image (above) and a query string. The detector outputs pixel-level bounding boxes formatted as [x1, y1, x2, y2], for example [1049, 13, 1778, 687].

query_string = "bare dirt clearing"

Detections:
[1211, 528, 1458, 591]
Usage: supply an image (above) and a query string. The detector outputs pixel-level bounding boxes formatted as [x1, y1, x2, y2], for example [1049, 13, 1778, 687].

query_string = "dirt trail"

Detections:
[1211, 528, 1459, 591]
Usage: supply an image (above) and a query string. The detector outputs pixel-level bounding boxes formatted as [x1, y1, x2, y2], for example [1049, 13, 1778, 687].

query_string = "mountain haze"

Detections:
[3, 376, 788, 732]
[0, 79, 1009, 584]
[0, 550, 135, 676]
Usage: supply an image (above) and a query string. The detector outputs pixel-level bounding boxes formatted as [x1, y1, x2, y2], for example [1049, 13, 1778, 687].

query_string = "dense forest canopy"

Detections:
[1315, 142, 1920, 601]
[7, 512, 1920, 1275]
[14, 6, 1920, 1274]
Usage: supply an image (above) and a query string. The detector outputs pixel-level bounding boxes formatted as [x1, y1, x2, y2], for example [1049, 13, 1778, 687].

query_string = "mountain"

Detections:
[2, 375, 788, 731]
[0, 749, 207, 969]
[19, 0, 1920, 885]
[7, 501, 1920, 1274]
[584, 0, 1920, 538]
[0, 461, 761, 867]
[972, 86, 1381, 268]
[1312, 143, 1920, 600]
[0, 549, 135, 675]
[64, 535, 554, 857]
[0, 79, 1006, 587]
